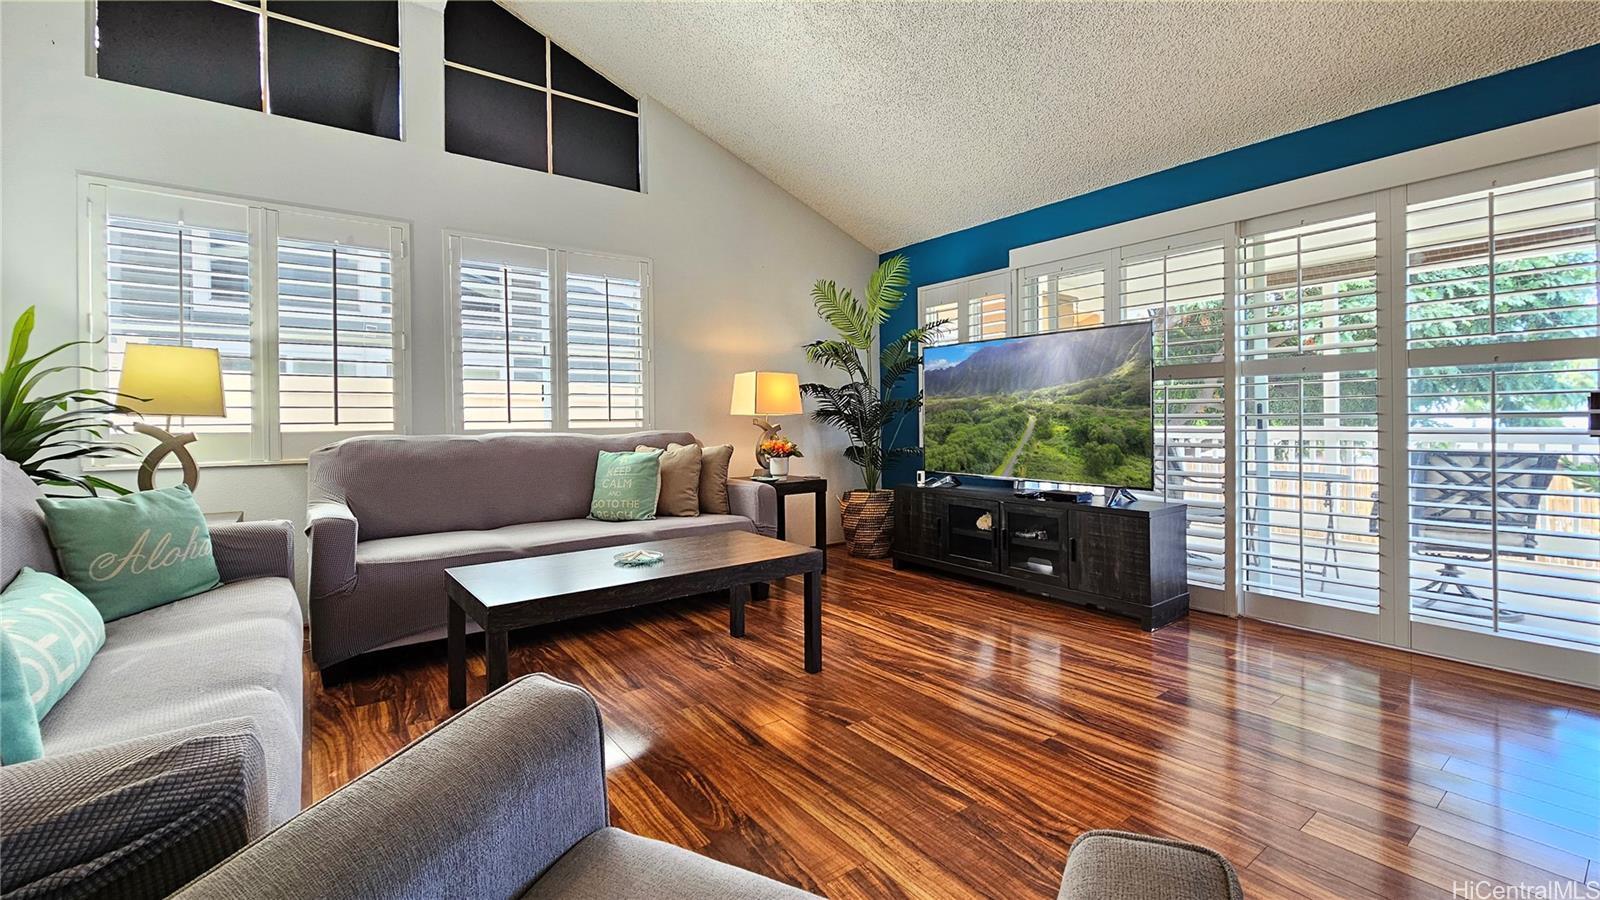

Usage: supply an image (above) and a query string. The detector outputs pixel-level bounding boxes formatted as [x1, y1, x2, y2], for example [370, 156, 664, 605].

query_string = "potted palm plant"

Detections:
[800, 255, 942, 557]
[2, 306, 139, 495]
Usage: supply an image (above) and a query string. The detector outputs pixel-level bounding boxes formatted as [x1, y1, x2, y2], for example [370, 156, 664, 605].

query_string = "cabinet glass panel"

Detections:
[943, 500, 998, 567]
[1004, 508, 1066, 581]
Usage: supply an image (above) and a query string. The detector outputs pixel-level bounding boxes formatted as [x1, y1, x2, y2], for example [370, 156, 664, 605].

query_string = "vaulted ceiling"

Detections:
[513, 2, 1600, 252]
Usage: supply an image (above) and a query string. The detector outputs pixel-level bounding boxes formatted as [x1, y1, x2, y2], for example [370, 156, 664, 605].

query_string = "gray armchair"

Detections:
[171, 675, 818, 900]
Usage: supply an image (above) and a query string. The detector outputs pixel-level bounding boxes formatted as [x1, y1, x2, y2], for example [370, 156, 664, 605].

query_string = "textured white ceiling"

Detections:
[513, 2, 1600, 252]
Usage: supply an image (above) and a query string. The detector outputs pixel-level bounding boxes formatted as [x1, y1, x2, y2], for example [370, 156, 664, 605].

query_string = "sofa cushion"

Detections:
[642, 443, 701, 517]
[2, 461, 59, 586]
[1, 568, 105, 723]
[37, 578, 303, 825]
[520, 828, 820, 900]
[1, 632, 43, 763]
[0, 724, 267, 899]
[589, 450, 663, 522]
[38, 485, 221, 621]
[687, 443, 735, 515]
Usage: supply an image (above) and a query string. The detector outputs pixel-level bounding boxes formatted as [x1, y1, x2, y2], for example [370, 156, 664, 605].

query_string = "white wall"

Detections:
[0, 1, 878, 596]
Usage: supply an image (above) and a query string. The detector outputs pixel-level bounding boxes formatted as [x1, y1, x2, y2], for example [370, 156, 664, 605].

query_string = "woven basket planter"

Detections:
[838, 489, 895, 558]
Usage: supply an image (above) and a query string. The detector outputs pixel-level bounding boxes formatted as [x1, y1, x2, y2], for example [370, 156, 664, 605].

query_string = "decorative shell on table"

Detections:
[975, 513, 993, 531]
[614, 549, 665, 567]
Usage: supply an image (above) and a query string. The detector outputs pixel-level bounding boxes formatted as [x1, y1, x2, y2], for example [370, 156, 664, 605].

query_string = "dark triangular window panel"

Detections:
[97, 1, 262, 111]
[550, 44, 637, 113]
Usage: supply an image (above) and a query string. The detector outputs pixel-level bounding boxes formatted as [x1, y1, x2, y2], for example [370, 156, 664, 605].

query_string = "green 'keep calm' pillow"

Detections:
[589, 449, 662, 522]
[38, 485, 221, 621]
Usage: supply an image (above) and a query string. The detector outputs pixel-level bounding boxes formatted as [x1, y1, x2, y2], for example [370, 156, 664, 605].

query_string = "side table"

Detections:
[739, 475, 829, 572]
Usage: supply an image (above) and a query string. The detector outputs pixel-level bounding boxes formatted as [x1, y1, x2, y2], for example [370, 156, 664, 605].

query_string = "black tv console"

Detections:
[891, 484, 1189, 631]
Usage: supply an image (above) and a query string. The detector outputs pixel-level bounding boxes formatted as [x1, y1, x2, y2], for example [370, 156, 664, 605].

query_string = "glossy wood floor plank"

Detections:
[307, 551, 1600, 898]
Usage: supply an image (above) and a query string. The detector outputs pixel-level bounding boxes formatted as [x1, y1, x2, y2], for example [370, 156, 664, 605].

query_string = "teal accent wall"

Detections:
[880, 43, 1600, 487]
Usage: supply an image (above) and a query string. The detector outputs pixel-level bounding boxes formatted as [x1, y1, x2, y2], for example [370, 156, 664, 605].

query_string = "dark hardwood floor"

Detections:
[307, 549, 1600, 899]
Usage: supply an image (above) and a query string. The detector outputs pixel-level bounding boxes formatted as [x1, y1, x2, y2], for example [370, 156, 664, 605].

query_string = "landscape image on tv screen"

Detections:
[922, 322, 1153, 488]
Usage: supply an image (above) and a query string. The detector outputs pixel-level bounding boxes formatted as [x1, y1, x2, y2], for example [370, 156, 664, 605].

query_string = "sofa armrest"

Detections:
[728, 478, 778, 537]
[1, 722, 268, 899]
[172, 674, 609, 900]
[306, 501, 358, 601]
[212, 520, 295, 583]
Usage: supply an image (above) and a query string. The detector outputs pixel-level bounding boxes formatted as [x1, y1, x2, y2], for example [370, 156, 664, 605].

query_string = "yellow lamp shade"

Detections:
[730, 371, 802, 417]
[117, 343, 226, 417]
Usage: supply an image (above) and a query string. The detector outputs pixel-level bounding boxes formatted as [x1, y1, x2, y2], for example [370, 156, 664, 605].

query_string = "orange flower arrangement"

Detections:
[759, 437, 801, 459]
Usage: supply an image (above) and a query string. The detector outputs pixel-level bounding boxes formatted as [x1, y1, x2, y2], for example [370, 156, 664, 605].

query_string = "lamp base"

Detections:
[751, 417, 784, 472]
[133, 422, 201, 492]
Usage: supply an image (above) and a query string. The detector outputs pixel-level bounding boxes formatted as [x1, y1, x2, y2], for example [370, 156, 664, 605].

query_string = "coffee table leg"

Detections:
[486, 630, 510, 694]
[730, 583, 749, 637]
[804, 567, 822, 673]
[448, 600, 467, 709]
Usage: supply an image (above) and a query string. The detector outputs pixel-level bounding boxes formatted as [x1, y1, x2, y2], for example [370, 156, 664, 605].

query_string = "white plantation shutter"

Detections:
[565, 252, 648, 429]
[1121, 229, 1233, 589]
[1019, 254, 1108, 335]
[922, 301, 959, 347]
[450, 238, 650, 431]
[458, 248, 555, 431]
[1404, 150, 1598, 352]
[1237, 201, 1383, 610]
[1402, 150, 1599, 651]
[104, 215, 255, 435]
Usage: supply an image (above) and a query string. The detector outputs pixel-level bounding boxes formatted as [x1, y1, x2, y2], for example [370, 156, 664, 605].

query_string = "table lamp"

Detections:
[117, 343, 225, 491]
[729, 371, 802, 474]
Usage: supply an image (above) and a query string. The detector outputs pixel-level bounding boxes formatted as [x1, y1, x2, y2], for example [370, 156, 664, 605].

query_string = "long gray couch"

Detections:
[306, 431, 778, 670]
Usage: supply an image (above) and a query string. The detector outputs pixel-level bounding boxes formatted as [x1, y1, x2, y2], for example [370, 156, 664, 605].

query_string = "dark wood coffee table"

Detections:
[445, 530, 825, 708]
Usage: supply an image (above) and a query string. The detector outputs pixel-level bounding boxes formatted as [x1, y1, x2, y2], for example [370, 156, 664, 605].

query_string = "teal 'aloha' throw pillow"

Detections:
[38, 485, 221, 621]
[1, 568, 106, 723]
[0, 631, 44, 764]
[589, 449, 663, 522]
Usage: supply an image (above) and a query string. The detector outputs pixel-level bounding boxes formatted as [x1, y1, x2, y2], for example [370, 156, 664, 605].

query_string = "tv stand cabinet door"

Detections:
[939, 496, 1001, 571]
[893, 486, 942, 558]
[1068, 510, 1151, 604]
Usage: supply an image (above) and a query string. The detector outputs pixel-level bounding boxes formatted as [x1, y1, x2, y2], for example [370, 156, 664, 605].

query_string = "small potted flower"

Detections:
[759, 436, 801, 476]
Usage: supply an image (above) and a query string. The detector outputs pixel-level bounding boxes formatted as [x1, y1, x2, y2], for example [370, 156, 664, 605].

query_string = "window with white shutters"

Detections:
[1237, 201, 1382, 610]
[915, 270, 1009, 346]
[566, 252, 647, 429]
[450, 237, 650, 432]
[87, 180, 409, 465]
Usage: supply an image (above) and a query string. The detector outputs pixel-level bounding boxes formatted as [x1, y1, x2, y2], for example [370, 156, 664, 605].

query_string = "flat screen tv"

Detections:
[922, 321, 1154, 489]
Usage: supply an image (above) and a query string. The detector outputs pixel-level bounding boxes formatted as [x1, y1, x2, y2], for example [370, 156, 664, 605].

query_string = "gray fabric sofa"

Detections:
[172, 674, 820, 900]
[306, 431, 778, 670]
[0, 459, 304, 894]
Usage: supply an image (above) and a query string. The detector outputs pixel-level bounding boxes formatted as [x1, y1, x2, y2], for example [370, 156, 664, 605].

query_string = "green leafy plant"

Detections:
[800, 255, 943, 492]
[1, 306, 139, 495]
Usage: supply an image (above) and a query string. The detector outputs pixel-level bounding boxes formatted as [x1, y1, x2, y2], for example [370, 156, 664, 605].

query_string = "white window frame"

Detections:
[445, 231, 654, 433]
[78, 176, 412, 466]
[914, 268, 1010, 346]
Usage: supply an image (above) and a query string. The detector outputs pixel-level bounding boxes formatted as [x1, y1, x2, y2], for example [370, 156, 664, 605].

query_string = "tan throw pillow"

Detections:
[677, 442, 733, 515]
[639, 443, 701, 517]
